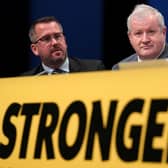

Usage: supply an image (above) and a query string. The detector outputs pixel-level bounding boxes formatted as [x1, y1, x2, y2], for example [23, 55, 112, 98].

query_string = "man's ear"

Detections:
[30, 44, 39, 56]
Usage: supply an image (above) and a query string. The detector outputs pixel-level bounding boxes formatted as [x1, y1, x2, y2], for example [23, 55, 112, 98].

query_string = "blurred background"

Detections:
[1, 0, 168, 77]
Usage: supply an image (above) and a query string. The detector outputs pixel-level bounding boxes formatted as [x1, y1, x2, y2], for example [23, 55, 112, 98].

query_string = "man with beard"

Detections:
[22, 16, 105, 76]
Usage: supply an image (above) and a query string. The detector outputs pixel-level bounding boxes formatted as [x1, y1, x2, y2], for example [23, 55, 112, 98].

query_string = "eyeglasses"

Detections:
[34, 32, 64, 44]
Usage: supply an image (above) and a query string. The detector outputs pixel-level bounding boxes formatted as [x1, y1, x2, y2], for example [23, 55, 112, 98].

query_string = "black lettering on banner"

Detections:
[86, 100, 117, 160]
[19, 103, 40, 158]
[0, 103, 21, 158]
[34, 103, 59, 159]
[59, 101, 86, 160]
[116, 98, 144, 161]
[143, 99, 168, 162]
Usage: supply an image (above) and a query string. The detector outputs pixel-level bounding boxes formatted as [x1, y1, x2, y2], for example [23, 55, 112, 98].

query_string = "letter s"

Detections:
[0, 103, 21, 158]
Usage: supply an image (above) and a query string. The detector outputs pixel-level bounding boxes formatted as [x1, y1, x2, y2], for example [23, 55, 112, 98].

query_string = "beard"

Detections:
[43, 50, 67, 68]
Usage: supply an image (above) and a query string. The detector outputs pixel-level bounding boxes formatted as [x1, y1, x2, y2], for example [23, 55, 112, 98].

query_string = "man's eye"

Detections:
[42, 36, 51, 42]
[54, 34, 61, 39]
[148, 30, 155, 35]
[135, 32, 142, 36]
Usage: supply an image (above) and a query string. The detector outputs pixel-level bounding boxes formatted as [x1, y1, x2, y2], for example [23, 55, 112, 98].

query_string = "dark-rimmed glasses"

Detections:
[34, 32, 64, 44]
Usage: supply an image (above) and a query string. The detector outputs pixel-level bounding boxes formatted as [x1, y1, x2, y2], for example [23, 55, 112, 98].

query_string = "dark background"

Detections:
[1, 0, 168, 77]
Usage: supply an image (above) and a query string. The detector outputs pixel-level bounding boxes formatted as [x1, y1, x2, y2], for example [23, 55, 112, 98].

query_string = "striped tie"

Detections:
[52, 69, 67, 74]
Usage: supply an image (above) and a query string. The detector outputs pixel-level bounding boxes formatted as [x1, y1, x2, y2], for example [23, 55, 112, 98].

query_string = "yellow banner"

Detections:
[0, 68, 168, 168]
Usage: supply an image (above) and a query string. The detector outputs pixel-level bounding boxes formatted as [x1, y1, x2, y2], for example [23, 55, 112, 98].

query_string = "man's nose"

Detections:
[142, 33, 150, 42]
[50, 37, 59, 44]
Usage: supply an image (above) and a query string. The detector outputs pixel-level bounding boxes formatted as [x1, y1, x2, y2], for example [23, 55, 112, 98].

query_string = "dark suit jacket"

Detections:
[112, 43, 168, 70]
[21, 57, 105, 76]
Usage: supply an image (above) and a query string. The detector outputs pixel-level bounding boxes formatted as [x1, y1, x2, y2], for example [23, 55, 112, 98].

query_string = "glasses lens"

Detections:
[35, 32, 63, 44]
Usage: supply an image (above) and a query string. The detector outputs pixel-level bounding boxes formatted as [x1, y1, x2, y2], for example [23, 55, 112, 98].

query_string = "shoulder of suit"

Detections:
[20, 64, 42, 76]
[120, 54, 137, 62]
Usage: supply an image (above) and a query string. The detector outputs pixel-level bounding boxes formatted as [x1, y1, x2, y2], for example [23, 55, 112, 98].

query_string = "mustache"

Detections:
[51, 45, 63, 52]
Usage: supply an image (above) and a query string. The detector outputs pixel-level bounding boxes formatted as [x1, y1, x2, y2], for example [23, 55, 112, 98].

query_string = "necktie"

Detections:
[52, 69, 67, 74]
[36, 69, 66, 76]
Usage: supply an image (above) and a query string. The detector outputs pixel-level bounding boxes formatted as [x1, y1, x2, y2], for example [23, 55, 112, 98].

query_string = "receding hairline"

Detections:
[29, 16, 63, 43]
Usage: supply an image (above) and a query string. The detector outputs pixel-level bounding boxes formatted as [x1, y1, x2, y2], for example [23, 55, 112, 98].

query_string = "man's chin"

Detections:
[140, 54, 157, 60]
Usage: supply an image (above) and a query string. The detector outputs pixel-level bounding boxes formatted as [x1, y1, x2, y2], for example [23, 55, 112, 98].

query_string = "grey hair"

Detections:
[29, 16, 63, 43]
[127, 4, 165, 33]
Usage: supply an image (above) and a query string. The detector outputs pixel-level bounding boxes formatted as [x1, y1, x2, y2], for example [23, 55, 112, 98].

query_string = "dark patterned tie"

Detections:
[36, 69, 67, 76]
[52, 69, 67, 74]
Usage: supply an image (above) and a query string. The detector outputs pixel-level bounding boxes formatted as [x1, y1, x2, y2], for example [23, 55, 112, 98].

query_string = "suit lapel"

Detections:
[69, 57, 82, 72]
